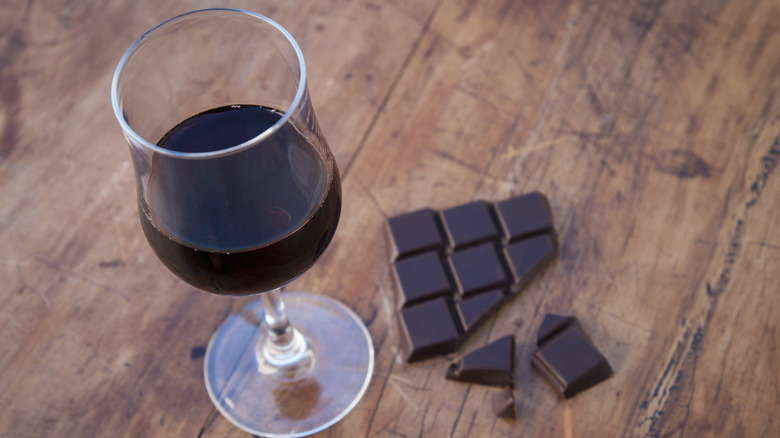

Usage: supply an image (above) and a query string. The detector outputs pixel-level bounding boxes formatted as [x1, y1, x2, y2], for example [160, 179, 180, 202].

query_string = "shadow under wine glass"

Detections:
[111, 9, 374, 437]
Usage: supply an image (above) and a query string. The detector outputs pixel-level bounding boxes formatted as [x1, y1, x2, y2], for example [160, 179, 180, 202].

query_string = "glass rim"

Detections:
[110, 8, 307, 160]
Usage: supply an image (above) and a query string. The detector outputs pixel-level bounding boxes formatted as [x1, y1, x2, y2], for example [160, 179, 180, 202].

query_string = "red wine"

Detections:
[139, 105, 341, 295]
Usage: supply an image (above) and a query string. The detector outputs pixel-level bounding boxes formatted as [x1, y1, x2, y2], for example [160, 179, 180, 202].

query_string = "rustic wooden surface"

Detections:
[1, 0, 778, 436]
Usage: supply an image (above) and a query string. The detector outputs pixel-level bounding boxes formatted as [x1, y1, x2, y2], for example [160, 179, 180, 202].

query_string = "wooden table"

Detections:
[2, 0, 778, 436]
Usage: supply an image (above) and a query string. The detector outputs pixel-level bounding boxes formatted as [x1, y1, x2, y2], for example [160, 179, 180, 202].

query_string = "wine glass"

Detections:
[110, 9, 374, 437]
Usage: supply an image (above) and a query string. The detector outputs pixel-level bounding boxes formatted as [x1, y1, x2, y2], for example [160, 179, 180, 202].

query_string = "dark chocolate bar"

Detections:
[387, 192, 558, 362]
[446, 335, 515, 387]
[532, 315, 612, 398]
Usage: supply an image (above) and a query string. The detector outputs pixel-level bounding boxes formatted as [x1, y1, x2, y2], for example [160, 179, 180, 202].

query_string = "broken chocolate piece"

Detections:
[504, 233, 557, 290]
[493, 387, 517, 420]
[448, 243, 510, 296]
[454, 289, 507, 333]
[494, 192, 555, 242]
[440, 201, 499, 250]
[393, 251, 452, 308]
[387, 208, 445, 259]
[399, 298, 462, 362]
[532, 317, 612, 398]
[536, 313, 577, 346]
[446, 335, 514, 387]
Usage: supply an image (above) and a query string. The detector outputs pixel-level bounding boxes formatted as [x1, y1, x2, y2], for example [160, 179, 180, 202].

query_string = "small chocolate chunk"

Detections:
[493, 387, 517, 420]
[393, 251, 451, 308]
[504, 233, 557, 290]
[440, 201, 499, 250]
[388, 209, 445, 259]
[532, 318, 612, 398]
[449, 243, 510, 296]
[446, 335, 514, 387]
[399, 298, 462, 362]
[454, 289, 507, 333]
[536, 313, 577, 346]
[494, 192, 554, 242]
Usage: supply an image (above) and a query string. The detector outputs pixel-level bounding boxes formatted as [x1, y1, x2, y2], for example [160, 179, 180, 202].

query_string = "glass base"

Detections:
[204, 291, 374, 437]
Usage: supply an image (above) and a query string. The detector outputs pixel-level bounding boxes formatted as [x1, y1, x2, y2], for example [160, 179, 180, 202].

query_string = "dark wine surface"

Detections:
[139, 105, 341, 295]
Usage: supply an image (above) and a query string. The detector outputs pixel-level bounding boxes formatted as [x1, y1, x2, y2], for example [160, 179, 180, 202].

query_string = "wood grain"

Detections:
[1, 0, 778, 437]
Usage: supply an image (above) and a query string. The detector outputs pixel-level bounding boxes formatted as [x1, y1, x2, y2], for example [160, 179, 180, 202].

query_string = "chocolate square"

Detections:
[454, 289, 507, 333]
[446, 335, 515, 387]
[532, 320, 612, 398]
[440, 201, 499, 250]
[393, 251, 451, 308]
[388, 208, 445, 259]
[449, 243, 510, 296]
[494, 192, 554, 242]
[504, 233, 557, 290]
[399, 298, 463, 362]
[536, 313, 577, 346]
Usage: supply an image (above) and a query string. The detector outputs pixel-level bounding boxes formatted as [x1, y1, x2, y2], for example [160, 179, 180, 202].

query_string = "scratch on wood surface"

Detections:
[195, 408, 220, 438]
[16, 254, 131, 304]
[449, 386, 470, 437]
[644, 148, 712, 179]
[743, 240, 780, 252]
[705, 219, 744, 297]
[429, 148, 485, 176]
[15, 257, 53, 308]
[430, 125, 479, 146]
[621, 0, 670, 82]
[359, 182, 389, 219]
[746, 136, 780, 207]
[1, 312, 23, 334]
[504, 124, 626, 161]
[463, 409, 478, 437]
[365, 351, 399, 438]
[0, 0, 34, 163]
[97, 258, 122, 268]
[563, 401, 573, 438]
[422, 406, 436, 438]
[388, 374, 421, 388]
[454, 84, 501, 114]
[503, 137, 559, 160]
[389, 378, 423, 414]
[711, 327, 736, 404]
[631, 326, 703, 438]
[706, 136, 779, 296]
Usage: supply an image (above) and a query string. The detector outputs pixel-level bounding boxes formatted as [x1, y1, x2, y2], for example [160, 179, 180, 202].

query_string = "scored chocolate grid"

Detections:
[389, 193, 558, 362]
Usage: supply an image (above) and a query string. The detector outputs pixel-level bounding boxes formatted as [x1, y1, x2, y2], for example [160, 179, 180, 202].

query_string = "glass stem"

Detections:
[258, 289, 311, 372]
[261, 289, 294, 345]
